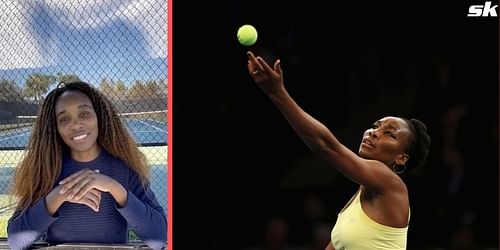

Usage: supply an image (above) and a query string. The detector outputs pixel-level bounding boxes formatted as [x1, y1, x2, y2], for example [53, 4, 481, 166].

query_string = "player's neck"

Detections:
[71, 144, 102, 162]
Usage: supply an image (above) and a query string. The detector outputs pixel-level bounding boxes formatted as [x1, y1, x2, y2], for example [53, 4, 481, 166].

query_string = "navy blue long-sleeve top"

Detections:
[7, 149, 167, 250]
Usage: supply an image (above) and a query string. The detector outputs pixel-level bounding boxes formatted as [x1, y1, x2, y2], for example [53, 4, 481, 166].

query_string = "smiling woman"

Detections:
[54, 91, 101, 163]
[7, 81, 167, 250]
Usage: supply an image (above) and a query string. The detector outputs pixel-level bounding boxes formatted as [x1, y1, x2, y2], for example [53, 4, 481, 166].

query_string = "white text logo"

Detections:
[468, 1, 498, 17]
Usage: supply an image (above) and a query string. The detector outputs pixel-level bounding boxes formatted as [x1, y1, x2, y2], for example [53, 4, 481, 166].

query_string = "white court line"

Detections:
[0, 133, 29, 142]
[137, 120, 166, 132]
[0, 127, 31, 142]
[0, 127, 31, 136]
[132, 130, 167, 133]
[145, 119, 166, 126]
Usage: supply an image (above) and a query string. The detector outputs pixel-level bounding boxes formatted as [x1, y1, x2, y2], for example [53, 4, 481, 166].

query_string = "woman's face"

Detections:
[55, 90, 100, 160]
[358, 116, 411, 166]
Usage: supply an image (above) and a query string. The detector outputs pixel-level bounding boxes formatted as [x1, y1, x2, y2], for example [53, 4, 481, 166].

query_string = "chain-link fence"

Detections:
[0, 0, 167, 240]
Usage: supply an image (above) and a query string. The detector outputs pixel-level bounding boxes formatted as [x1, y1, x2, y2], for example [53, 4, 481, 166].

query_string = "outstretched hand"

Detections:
[246, 51, 285, 97]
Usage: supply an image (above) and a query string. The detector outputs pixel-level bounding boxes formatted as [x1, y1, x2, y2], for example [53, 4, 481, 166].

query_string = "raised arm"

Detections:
[246, 51, 400, 191]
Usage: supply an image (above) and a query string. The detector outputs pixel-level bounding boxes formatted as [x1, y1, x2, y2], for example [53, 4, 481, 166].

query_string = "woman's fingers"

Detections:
[67, 188, 102, 212]
[78, 197, 99, 212]
[88, 188, 102, 199]
[247, 51, 264, 73]
[63, 172, 112, 201]
[69, 178, 93, 200]
[83, 190, 101, 207]
[73, 181, 101, 201]
[247, 53, 257, 74]
[274, 59, 282, 75]
[256, 56, 274, 74]
[59, 169, 106, 211]
[59, 169, 93, 194]
[59, 171, 80, 186]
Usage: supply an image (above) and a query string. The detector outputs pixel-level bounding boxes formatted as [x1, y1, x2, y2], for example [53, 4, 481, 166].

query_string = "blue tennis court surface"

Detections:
[0, 118, 167, 149]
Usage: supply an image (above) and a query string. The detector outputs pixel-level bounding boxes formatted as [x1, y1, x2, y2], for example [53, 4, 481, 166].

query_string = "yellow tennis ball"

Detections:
[237, 25, 258, 46]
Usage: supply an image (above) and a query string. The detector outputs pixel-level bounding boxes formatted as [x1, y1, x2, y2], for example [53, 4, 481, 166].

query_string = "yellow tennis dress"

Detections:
[330, 191, 408, 250]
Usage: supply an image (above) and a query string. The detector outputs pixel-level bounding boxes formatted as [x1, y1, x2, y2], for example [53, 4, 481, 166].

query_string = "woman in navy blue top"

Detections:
[7, 81, 167, 250]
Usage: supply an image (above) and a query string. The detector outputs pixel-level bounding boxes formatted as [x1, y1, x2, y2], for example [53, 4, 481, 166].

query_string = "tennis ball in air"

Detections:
[237, 25, 258, 46]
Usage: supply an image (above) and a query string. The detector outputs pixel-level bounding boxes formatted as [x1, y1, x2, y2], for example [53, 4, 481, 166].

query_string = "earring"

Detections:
[392, 164, 406, 174]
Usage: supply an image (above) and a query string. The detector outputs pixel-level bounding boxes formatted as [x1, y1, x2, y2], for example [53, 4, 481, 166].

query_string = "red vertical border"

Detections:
[167, 0, 172, 248]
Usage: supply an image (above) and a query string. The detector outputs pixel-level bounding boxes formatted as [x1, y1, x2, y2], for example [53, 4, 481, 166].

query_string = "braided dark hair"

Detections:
[402, 118, 431, 174]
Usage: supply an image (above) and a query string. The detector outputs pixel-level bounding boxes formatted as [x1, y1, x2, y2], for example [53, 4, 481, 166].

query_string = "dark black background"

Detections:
[172, 1, 498, 249]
